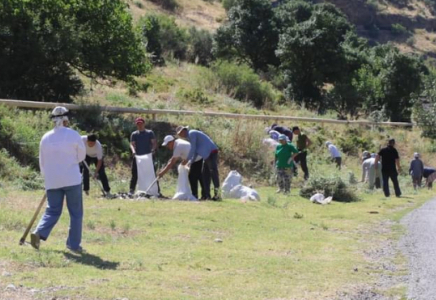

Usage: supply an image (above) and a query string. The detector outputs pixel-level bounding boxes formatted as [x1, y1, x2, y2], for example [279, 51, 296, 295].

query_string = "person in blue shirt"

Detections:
[177, 126, 220, 200]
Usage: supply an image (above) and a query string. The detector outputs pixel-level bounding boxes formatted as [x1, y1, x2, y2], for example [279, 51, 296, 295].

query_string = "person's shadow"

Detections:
[58, 251, 119, 270]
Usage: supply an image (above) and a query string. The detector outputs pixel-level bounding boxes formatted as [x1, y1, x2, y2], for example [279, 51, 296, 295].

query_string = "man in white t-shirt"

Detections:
[81, 134, 111, 196]
[325, 141, 342, 170]
[158, 135, 204, 198]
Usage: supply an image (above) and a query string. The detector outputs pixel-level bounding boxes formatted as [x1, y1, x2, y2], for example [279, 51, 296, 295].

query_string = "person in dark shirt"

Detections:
[271, 124, 293, 142]
[375, 139, 402, 197]
[423, 167, 436, 189]
[129, 117, 158, 195]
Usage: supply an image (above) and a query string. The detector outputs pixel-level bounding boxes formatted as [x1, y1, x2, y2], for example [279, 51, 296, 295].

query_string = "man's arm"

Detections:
[158, 157, 179, 178]
[374, 154, 380, 169]
[39, 139, 45, 175]
[130, 141, 136, 155]
[186, 132, 197, 163]
[151, 138, 157, 152]
[306, 136, 312, 147]
[396, 158, 401, 172]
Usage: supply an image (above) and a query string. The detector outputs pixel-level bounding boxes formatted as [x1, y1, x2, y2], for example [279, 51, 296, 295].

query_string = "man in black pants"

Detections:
[375, 139, 402, 197]
[81, 134, 111, 196]
[292, 126, 312, 180]
[129, 117, 159, 195]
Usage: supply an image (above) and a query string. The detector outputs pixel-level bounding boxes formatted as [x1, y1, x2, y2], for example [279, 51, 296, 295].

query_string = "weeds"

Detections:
[110, 220, 116, 231]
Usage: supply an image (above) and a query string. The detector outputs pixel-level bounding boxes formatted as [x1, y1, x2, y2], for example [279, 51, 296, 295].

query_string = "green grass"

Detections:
[0, 183, 432, 299]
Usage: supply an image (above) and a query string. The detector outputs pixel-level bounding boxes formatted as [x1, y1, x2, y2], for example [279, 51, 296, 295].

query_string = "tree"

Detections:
[353, 44, 425, 122]
[276, 3, 352, 110]
[0, 0, 149, 102]
[414, 70, 436, 139]
[213, 0, 280, 71]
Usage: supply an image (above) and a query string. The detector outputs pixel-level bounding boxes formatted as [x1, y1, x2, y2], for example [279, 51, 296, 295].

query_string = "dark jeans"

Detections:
[333, 157, 342, 170]
[130, 155, 161, 194]
[382, 170, 402, 197]
[82, 156, 110, 192]
[189, 159, 205, 199]
[203, 152, 220, 198]
[295, 150, 309, 180]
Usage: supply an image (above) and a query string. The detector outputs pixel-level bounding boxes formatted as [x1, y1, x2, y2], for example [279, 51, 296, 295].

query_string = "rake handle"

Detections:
[19, 193, 47, 245]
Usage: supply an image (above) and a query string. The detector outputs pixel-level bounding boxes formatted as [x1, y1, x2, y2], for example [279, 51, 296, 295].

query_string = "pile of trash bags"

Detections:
[222, 170, 260, 201]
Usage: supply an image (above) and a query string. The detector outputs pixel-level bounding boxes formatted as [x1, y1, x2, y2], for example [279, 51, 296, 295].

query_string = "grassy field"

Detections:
[0, 181, 434, 299]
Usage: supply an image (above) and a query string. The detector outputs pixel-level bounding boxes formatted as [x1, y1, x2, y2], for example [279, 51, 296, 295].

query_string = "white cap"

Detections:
[414, 152, 419, 158]
[51, 106, 68, 117]
[325, 141, 332, 146]
[176, 125, 189, 135]
[162, 135, 175, 146]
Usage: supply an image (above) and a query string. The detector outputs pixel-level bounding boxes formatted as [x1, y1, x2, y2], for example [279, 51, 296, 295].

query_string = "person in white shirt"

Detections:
[31, 106, 86, 253]
[325, 141, 342, 170]
[81, 134, 111, 196]
[158, 135, 204, 199]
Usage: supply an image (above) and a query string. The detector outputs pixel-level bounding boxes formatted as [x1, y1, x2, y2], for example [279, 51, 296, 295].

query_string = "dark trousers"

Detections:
[130, 156, 161, 193]
[334, 157, 342, 170]
[295, 150, 309, 180]
[189, 159, 205, 199]
[82, 156, 110, 192]
[203, 152, 220, 198]
[382, 170, 401, 197]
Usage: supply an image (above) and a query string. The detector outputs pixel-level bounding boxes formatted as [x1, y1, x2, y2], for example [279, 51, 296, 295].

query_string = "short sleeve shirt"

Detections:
[81, 136, 103, 159]
[173, 139, 191, 160]
[378, 146, 399, 172]
[131, 130, 155, 155]
[275, 143, 299, 168]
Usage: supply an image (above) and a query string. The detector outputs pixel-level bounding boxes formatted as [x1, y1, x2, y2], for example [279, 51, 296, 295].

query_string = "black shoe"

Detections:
[212, 195, 222, 201]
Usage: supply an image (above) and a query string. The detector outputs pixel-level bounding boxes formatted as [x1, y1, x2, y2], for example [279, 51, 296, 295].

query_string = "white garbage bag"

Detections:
[309, 193, 333, 205]
[269, 130, 281, 141]
[262, 138, 279, 149]
[136, 154, 159, 196]
[173, 164, 197, 201]
[222, 170, 260, 201]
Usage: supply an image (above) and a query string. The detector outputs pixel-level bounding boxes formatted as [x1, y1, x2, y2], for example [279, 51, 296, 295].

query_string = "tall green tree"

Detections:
[276, 3, 352, 110]
[213, 0, 280, 71]
[353, 44, 425, 122]
[0, 0, 149, 102]
[414, 70, 436, 139]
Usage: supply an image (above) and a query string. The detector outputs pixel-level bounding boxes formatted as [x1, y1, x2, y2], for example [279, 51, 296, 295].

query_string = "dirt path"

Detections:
[400, 197, 436, 300]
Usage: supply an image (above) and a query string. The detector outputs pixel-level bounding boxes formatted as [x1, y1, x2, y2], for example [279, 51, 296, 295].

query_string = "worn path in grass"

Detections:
[401, 197, 436, 300]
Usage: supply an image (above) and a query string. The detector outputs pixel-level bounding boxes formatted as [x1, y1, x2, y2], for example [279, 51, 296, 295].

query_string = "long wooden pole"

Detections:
[0, 99, 415, 127]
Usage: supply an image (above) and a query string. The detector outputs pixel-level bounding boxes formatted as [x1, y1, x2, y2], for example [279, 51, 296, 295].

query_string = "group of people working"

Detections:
[30, 106, 221, 251]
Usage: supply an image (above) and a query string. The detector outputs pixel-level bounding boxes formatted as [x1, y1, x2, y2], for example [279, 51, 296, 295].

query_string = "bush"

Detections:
[187, 27, 214, 66]
[337, 129, 373, 156]
[299, 175, 360, 202]
[140, 14, 188, 61]
[391, 23, 408, 36]
[176, 88, 213, 105]
[149, 0, 179, 11]
[211, 61, 277, 107]
[222, 0, 237, 10]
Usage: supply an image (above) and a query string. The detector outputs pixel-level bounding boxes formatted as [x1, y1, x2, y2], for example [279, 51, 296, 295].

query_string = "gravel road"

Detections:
[401, 197, 436, 300]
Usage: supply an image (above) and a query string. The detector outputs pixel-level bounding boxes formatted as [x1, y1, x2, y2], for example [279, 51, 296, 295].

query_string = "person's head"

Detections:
[414, 152, 420, 159]
[362, 150, 370, 158]
[278, 134, 287, 145]
[176, 125, 189, 138]
[325, 141, 332, 147]
[292, 126, 300, 135]
[51, 106, 69, 128]
[162, 135, 176, 150]
[87, 134, 97, 147]
[388, 138, 395, 147]
[135, 117, 145, 131]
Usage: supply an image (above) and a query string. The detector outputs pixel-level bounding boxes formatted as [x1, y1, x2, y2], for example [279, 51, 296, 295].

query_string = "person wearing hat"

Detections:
[375, 139, 402, 197]
[158, 135, 204, 199]
[176, 126, 220, 200]
[292, 126, 311, 180]
[269, 124, 293, 142]
[81, 134, 111, 197]
[361, 153, 383, 189]
[30, 107, 86, 252]
[325, 141, 342, 170]
[129, 117, 158, 195]
[409, 152, 424, 190]
[275, 134, 299, 194]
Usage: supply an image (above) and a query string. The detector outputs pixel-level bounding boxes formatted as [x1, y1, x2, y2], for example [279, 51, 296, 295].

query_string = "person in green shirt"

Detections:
[275, 134, 299, 194]
[292, 126, 312, 180]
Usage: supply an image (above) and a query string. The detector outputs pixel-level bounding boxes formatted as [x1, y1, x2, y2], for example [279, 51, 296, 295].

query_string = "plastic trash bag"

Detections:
[135, 154, 159, 196]
[262, 138, 279, 149]
[173, 164, 197, 201]
[222, 170, 260, 201]
[309, 193, 332, 205]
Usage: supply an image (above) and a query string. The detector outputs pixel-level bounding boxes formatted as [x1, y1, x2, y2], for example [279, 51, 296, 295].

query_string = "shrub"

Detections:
[140, 14, 188, 61]
[391, 23, 408, 36]
[211, 61, 277, 107]
[176, 88, 213, 105]
[149, 0, 179, 11]
[337, 129, 373, 156]
[187, 27, 214, 66]
[299, 175, 360, 202]
[222, 0, 237, 10]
